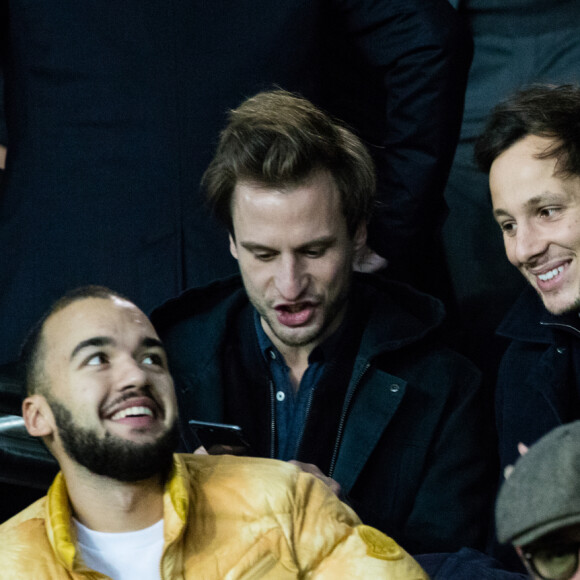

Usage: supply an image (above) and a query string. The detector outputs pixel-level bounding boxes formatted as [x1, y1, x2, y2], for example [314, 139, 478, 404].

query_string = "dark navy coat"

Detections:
[153, 274, 496, 554]
[496, 286, 580, 474]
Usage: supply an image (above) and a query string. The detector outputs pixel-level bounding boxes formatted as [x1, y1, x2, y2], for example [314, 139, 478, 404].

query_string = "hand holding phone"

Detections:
[188, 420, 251, 456]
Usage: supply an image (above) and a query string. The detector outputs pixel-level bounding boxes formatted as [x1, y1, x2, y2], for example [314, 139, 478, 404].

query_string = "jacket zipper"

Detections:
[268, 379, 276, 458]
[540, 320, 580, 339]
[328, 362, 370, 478]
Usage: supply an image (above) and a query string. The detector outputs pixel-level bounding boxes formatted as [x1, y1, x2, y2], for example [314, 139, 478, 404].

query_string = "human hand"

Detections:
[503, 442, 530, 479]
[353, 245, 388, 273]
[194, 443, 248, 455]
[288, 460, 341, 497]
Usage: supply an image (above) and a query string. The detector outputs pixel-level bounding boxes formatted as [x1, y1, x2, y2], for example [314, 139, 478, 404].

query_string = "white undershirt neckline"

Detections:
[73, 518, 164, 580]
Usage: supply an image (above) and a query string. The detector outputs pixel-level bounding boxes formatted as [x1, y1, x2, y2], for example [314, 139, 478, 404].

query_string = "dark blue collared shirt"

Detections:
[254, 311, 342, 461]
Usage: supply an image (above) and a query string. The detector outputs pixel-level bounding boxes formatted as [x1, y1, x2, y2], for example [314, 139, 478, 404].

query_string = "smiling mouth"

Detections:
[110, 406, 155, 421]
[537, 266, 565, 282]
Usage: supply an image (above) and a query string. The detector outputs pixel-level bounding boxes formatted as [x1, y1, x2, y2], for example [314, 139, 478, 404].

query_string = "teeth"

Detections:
[110, 406, 153, 421]
[538, 266, 564, 281]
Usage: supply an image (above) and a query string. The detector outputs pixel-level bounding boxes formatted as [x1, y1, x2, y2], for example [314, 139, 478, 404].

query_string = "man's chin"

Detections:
[539, 291, 580, 316]
[270, 323, 323, 348]
[78, 429, 178, 482]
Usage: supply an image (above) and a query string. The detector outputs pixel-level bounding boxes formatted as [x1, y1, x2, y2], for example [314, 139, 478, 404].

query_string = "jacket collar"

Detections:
[152, 273, 446, 360]
[497, 286, 580, 344]
[45, 455, 189, 573]
[351, 273, 446, 359]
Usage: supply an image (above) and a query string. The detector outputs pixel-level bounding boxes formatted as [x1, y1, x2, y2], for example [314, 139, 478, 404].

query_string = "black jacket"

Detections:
[153, 274, 495, 554]
[496, 286, 580, 473]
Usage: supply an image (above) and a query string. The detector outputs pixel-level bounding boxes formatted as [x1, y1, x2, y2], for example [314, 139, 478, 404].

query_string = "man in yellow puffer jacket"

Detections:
[0, 285, 427, 579]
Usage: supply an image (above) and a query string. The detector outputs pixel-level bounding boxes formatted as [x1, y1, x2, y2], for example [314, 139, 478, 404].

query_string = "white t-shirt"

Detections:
[73, 518, 164, 580]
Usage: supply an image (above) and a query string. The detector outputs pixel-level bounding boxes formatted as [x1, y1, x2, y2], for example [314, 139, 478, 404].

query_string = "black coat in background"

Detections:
[0, 0, 471, 364]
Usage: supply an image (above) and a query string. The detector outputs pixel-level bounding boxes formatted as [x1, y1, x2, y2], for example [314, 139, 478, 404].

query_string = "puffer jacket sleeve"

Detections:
[290, 471, 428, 579]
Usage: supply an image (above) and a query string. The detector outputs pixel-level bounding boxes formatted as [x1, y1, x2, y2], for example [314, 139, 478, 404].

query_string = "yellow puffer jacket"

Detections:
[0, 454, 428, 579]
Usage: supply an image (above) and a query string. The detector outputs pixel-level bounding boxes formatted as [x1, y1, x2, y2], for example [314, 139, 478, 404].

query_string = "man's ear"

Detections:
[22, 394, 54, 438]
[229, 233, 239, 260]
[353, 222, 367, 252]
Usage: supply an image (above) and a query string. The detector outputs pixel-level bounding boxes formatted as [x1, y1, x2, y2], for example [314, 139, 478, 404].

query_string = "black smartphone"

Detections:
[187, 420, 252, 456]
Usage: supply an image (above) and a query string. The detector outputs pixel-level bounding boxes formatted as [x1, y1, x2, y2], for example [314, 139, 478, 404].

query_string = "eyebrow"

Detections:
[492, 208, 511, 219]
[142, 337, 165, 350]
[70, 337, 113, 361]
[524, 192, 566, 208]
[240, 235, 336, 252]
[493, 192, 567, 219]
[70, 336, 164, 361]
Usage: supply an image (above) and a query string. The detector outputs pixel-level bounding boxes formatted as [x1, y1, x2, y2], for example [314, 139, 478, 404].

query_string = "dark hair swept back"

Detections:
[19, 285, 129, 397]
[202, 89, 376, 238]
[475, 84, 580, 177]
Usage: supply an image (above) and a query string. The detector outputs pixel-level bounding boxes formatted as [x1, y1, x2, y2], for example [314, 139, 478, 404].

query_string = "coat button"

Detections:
[389, 384, 400, 393]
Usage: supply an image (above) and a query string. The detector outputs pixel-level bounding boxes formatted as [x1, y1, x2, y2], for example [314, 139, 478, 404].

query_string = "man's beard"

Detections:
[47, 397, 179, 482]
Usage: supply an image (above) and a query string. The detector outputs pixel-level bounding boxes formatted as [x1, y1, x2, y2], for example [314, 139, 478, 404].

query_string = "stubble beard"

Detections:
[543, 294, 580, 316]
[47, 396, 179, 482]
[534, 279, 580, 316]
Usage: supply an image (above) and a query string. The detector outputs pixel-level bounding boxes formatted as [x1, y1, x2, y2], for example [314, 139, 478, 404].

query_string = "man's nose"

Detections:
[114, 356, 148, 390]
[512, 222, 549, 265]
[275, 255, 307, 300]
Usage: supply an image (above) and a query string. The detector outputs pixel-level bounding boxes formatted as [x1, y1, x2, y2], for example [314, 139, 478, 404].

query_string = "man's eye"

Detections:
[304, 248, 325, 258]
[142, 353, 164, 366]
[254, 252, 275, 262]
[86, 353, 107, 366]
[539, 207, 560, 218]
[499, 221, 516, 235]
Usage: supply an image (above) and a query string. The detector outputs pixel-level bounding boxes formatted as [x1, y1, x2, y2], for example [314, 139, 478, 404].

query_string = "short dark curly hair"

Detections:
[475, 84, 580, 178]
[202, 89, 376, 238]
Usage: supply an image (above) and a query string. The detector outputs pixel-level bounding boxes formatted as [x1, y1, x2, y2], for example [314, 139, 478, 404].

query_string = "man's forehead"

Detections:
[43, 296, 155, 354]
[492, 136, 549, 172]
[490, 137, 565, 201]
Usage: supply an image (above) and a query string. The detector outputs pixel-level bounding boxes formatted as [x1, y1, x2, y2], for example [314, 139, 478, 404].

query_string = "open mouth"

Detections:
[531, 261, 572, 294]
[277, 303, 311, 313]
[104, 394, 161, 424]
[110, 406, 154, 421]
[275, 302, 317, 327]
[538, 266, 564, 282]
[537, 265, 564, 282]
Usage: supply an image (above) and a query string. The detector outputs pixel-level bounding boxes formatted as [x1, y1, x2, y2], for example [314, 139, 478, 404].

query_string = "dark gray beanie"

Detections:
[496, 421, 580, 546]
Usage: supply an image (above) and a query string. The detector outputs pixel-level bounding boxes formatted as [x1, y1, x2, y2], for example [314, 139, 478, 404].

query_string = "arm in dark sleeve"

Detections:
[335, 0, 472, 283]
[405, 356, 497, 553]
[0, 71, 6, 175]
[0, 1, 8, 156]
